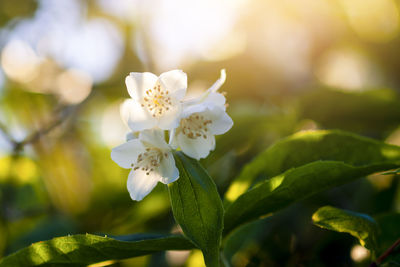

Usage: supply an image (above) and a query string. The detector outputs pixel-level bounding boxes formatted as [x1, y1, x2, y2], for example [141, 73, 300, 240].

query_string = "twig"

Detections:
[2, 87, 92, 154]
[19, 106, 73, 145]
[0, 120, 16, 145]
[369, 238, 400, 267]
[13, 105, 79, 152]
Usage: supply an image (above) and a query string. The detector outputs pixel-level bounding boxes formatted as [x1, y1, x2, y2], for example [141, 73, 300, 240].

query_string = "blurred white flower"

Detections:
[111, 129, 178, 201]
[122, 70, 187, 131]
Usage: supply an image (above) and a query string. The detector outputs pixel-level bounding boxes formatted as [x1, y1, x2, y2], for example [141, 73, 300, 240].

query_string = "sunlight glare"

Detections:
[340, 0, 400, 42]
[248, 2, 312, 81]
[316, 48, 379, 91]
[7, 0, 124, 83]
[143, 0, 246, 69]
[58, 19, 124, 83]
[101, 101, 130, 148]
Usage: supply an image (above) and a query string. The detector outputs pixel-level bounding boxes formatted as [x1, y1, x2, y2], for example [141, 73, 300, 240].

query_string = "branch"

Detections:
[13, 105, 79, 152]
[0, 120, 16, 145]
[369, 238, 400, 267]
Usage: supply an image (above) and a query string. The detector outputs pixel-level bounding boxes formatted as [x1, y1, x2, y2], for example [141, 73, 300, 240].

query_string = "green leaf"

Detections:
[223, 160, 400, 235]
[312, 206, 379, 252]
[224, 130, 400, 206]
[0, 233, 195, 266]
[168, 152, 224, 267]
[222, 218, 271, 263]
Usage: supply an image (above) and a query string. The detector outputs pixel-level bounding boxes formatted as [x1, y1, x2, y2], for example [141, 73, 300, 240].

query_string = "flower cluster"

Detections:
[111, 70, 233, 201]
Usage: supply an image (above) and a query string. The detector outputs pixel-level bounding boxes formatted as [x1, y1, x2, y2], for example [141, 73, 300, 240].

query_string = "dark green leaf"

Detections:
[224, 161, 400, 235]
[312, 206, 379, 252]
[224, 130, 400, 205]
[0, 233, 195, 266]
[168, 152, 224, 267]
[222, 218, 271, 263]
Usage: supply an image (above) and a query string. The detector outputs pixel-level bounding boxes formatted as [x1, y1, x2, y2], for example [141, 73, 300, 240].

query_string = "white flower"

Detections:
[170, 105, 233, 160]
[122, 70, 187, 131]
[111, 129, 179, 201]
[170, 70, 233, 160]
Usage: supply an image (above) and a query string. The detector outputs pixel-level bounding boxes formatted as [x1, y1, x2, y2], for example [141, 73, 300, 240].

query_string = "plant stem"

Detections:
[203, 249, 221, 267]
[369, 238, 400, 267]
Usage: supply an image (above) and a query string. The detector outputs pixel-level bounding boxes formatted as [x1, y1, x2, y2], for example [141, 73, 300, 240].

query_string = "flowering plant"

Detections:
[111, 69, 233, 201]
[2, 70, 400, 267]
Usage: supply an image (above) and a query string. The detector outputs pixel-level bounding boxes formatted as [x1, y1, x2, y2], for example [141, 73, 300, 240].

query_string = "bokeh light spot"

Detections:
[101, 101, 130, 148]
[56, 69, 92, 104]
[316, 48, 379, 91]
[350, 245, 370, 263]
[1, 39, 41, 83]
[340, 0, 400, 42]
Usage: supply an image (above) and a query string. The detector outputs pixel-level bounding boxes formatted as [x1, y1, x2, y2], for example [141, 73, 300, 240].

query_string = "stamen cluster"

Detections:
[142, 84, 172, 117]
[180, 114, 212, 139]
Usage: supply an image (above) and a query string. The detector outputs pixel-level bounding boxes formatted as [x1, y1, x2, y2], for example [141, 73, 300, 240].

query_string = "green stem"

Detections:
[203, 249, 221, 267]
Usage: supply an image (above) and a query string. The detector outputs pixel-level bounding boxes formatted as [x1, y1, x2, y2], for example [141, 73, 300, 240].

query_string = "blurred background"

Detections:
[0, 0, 400, 266]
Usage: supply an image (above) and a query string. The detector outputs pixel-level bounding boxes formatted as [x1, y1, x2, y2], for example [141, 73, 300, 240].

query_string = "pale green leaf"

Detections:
[0, 233, 195, 266]
[312, 206, 379, 252]
[224, 130, 400, 206]
[224, 161, 400, 235]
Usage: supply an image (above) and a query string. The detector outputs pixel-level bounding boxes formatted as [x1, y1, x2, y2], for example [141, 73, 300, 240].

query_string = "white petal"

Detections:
[181, 92, 224, 109]
[202, 92, 226, 110]
[181, 95, 202, 107]
[120, 99, 157, 132]
[157, 104, 181, 130]
[168, 128, 176, 145]
[177, 133, 216, 160]
[181, 69, 226, 107]
[207, 107, 233, 135]
[207, 69, 226, 93]
[126, 132, 138, 141]
[125, 72, 158, 100]
[139, 129, 170, 150]
[181, 102, 208, 118]
[159, 152, 179, 184]
[127, 169, 160, 201]
[158, 70, 187, 100]
[111, 140, 145, 169]
[168, 128, 176, 147]
[170, 89, 187, 102]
